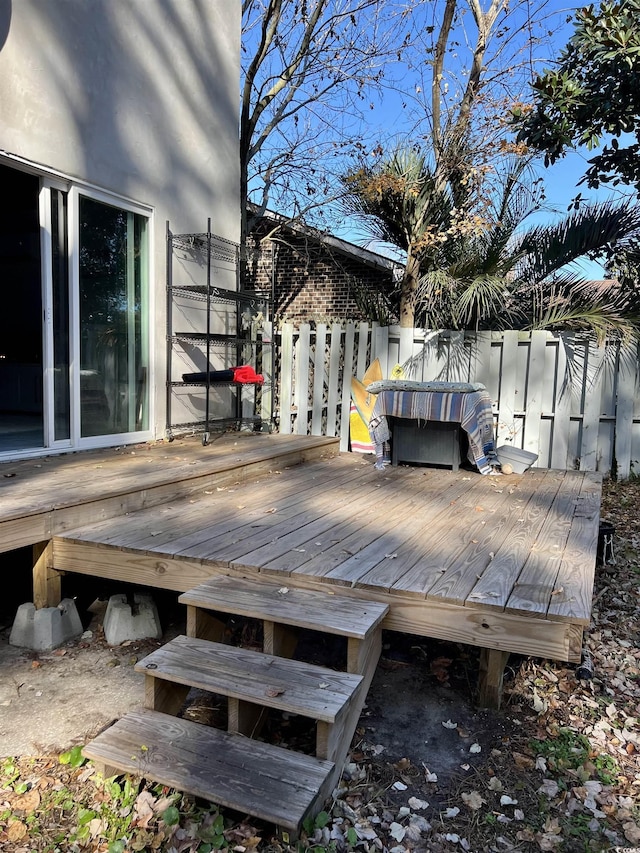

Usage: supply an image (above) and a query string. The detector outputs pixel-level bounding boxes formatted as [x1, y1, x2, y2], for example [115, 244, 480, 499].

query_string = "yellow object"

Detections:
[349, 359, 382, 453]
[350, 359, 382, 423]
[390, 363, 405, 379]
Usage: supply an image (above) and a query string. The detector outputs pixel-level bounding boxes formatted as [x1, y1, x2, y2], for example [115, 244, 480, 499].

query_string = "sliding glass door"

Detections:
[77, 196, 149, 438]
[0, 164, 152, 458]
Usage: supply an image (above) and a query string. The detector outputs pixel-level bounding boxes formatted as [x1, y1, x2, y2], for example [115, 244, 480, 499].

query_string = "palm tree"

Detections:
[344, 152, 640, 342]
[418, 160, 640, 343]
[341, 146, 467, 327]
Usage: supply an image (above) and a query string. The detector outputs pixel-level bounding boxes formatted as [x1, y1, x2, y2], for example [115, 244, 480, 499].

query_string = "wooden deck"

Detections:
[0, 434, 601, 673]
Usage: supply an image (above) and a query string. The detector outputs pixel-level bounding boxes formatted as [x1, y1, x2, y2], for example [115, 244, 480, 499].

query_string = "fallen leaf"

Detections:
[538, 779, 559, 798]
[537, 832, 563, 850]
[7, 820, 28, 842]
[469, 743, 482, 754]
[624, 822, 640, 844]
[442, 719, 457, 729]
[392, 781, 408, 791]
[532, 687, 549, 714]
[12, 789, 41, 812]
[513, 751, 535, 770]
[389, 822, 406, 842]
[408, 796, 429, 810]
[265, 686, 285, 697]
[462, 790, 485, 810]
[277, 587, 289, 594]
[422, 765, 438, 783]
[443, 807, 460, 818]
[500, 795, 518, 806]
[488, 777, 503, 791]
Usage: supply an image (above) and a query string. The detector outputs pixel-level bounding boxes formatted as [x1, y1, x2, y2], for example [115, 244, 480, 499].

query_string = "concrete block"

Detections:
[103, 593, 162, 645]
[9, 599, 83, 651]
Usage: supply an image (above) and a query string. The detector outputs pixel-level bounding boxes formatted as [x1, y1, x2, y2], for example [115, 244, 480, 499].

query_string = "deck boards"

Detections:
[0, 435, 601, 664]
[0, 433, 339, 552]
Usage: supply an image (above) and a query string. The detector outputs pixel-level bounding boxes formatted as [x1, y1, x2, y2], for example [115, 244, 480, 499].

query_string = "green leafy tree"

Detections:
[513, 0, 640, 189]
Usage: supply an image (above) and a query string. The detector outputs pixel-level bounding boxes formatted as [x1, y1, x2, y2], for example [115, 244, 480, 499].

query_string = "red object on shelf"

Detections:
[232, 365, 264, 384]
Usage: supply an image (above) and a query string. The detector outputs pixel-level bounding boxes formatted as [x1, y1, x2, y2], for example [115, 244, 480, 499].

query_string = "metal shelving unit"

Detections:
[166, 220, 272, 444]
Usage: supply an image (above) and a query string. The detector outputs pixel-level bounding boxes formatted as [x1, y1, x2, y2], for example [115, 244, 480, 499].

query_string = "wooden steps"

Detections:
[83, 576, 388, 836]
[179, 575, 388, 639]
[136, 634, 364, 757]
[82, 707, 334, 834]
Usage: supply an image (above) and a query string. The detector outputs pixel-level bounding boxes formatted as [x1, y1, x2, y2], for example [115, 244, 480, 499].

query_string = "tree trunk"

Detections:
[399, 250, 420, 328]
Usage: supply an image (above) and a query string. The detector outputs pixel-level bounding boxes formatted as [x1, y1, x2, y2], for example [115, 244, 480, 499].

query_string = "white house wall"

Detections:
[0, 0, 241, 438]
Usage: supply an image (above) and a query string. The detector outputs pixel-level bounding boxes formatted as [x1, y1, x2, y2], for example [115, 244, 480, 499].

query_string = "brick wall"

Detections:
[246, 219, 397, 323]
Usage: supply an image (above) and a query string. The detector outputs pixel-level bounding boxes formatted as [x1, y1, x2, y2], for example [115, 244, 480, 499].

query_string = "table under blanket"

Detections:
[369, 388, 497, 474]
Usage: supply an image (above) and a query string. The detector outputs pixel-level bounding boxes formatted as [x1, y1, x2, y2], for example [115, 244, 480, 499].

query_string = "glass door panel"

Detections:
[78, 196, 149, 438]
[51, 189, 70, 441]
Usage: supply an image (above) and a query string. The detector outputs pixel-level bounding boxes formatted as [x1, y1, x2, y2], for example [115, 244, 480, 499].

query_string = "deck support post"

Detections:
[186, 605, 225, 642]
[228, 698, 266, 738]
[145, 674, 189, 716]
[32, 541, 61, 608]
[263, 620, 298, 658]
[478, 648, 510, 709]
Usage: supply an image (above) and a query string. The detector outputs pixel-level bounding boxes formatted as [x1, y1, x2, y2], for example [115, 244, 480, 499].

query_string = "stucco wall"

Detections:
[0, 0, 241, 437]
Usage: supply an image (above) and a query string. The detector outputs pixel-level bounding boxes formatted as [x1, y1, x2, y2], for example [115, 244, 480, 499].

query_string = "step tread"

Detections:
[137, 635, 363, 722]
[179, 576, 388, 639]
[83, 707, 333, 832]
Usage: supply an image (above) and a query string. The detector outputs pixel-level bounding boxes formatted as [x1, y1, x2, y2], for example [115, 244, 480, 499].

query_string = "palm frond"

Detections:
[518, 199, 640, 283]
[522, 275, 640, 345]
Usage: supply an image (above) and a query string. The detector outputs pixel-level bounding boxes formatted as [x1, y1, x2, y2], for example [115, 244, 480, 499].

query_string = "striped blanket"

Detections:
[369, 389, 497, 474]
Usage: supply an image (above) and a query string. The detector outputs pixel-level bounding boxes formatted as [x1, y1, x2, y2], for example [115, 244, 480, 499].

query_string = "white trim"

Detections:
[39, 183, 54, 447]
[0, 150, 152, 215]
[68, 186, 81, 444]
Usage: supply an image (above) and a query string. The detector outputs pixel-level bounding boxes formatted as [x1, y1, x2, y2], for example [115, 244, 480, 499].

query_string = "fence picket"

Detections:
[496, 331, 518, 448]
[294, 324, 311, 435]
[279, 323, 294, 434]
[615, 344, 636, 479]
[522, 331, 547, 465]
[339, 322, 356, 451]
[550, 335, 571, 470]
[326, 323, 343, 437]
[356, 322, 369, 379]
[579, 341, 605, 471]
[311, 324, 327, 435]
[373, 324, 389, 376]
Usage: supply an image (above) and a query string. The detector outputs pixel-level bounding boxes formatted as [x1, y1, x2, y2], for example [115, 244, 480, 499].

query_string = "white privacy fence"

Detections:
[273, 323, 640, 478]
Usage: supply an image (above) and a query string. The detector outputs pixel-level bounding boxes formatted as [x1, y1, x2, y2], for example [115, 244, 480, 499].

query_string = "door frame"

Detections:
[0, 153, 155, 459]
[68, 185, 155, 450]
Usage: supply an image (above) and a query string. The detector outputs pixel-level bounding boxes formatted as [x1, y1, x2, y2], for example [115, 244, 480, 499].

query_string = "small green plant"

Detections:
[195, 810, 226, 851]
[59, 745, 86, 767]
[529, 727, 620, 784]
